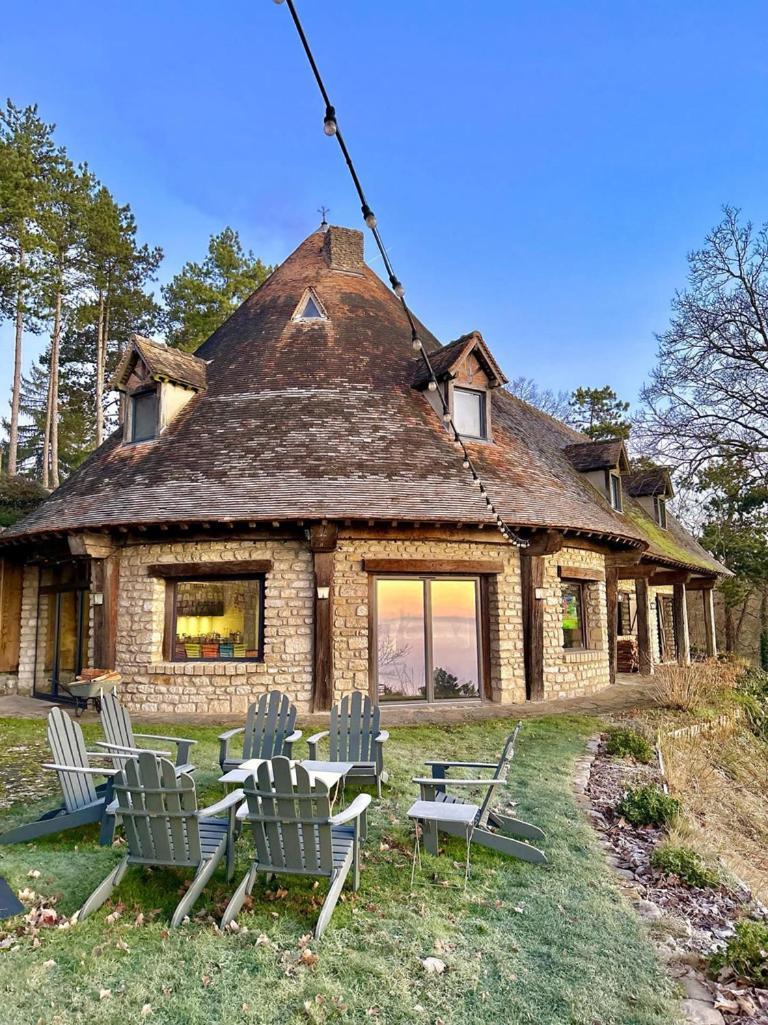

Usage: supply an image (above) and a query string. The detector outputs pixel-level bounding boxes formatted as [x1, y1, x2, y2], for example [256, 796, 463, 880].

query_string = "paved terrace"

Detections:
[0, 675, 654, 726]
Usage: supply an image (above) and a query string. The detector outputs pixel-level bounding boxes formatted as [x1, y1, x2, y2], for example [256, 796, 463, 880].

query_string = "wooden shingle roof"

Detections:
[0, 226, 725, 575]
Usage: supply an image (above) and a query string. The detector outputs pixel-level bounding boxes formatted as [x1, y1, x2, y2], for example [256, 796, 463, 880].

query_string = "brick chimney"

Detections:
[323, 225, 364, 272]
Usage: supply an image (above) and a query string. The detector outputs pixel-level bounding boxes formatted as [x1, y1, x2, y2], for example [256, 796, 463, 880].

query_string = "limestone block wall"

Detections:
[541, 548, 610, 699]
[8, 566, 41, 696]
[333, 538, 527, 704]
[115, 539, 314, 715]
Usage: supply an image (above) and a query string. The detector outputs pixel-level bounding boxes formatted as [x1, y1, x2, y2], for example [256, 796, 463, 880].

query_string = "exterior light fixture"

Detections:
[462, 458, 470, 469]
[428, 380, 437, 392]
[323, 105, 338, 136]
[361, 204, 377, 229]
[316, 585, 331, 599]
[390, 276, 405, 298]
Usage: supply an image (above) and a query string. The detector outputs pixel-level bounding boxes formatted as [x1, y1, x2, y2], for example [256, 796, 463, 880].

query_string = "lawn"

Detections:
[0, 714, 679, 1025]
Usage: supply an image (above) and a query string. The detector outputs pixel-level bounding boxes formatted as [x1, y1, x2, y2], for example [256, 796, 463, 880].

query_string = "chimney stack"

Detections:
[323, 226, 364, 273]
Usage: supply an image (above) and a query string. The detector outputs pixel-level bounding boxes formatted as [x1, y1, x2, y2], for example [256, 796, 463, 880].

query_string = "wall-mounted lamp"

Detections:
[316, 586, 331, 600]
[91, 592, 104, 606]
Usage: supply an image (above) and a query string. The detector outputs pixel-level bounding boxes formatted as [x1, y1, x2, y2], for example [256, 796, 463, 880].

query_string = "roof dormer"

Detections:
[412, 331, 507, 442]
[113, 335, 207, 445]
[564, 439, 630, 512]
[624, 466, 674, 528]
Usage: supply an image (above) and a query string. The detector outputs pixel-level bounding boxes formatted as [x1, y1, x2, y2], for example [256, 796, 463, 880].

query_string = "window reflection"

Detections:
[375, 577, 481, 703]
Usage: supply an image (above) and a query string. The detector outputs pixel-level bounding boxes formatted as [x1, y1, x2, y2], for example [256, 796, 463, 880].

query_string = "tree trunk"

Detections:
[42, 351, 53, 489]
[724, 605, 735, 653]
[95, 291, 105, 447]
[7, 248, 26, 477]
[49, 286, 63, 488]
[760, 587, 768, 670]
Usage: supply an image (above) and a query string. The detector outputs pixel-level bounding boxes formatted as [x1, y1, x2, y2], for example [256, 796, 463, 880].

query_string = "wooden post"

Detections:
[310, 523, 338, 712]
[605, 566, 618, 685]
[521, 554, 545, 700]
[702, 587, 717, 658]
[89, 552, 120, 669]
[673, 582, 691, 665]
[635, 578, 653, 676]
[0, 559, 23, 674]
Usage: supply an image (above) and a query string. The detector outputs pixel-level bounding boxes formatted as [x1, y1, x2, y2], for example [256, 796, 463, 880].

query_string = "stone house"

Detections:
[0, 225, 726, 716]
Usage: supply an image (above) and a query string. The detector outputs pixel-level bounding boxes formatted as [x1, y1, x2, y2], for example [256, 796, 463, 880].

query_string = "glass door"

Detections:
[374, 576, 482, 704]
[34, 584, 90, 699]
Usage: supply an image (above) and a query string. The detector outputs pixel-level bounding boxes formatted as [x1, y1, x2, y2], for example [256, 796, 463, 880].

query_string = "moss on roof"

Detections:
[622, 497, 724, 575]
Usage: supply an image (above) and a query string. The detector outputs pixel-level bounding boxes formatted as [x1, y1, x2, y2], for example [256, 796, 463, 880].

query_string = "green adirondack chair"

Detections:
[98, 693, 197, 774]
[218, 690, 302, 773]
[307, 692, 389, 797]
[77, 751, 243, 928]
[412, 722, 547, 865]
[0, 707, 120, 846]
[221, 756, 371, 938]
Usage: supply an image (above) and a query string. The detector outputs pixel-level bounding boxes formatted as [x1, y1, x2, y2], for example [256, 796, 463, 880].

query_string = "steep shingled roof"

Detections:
[411, 331, 507, 390]
[564, 439, 629, 472]
[624, 466, 674, 498]
[113, 336, 208, 393]
[0, 225, 724, 575]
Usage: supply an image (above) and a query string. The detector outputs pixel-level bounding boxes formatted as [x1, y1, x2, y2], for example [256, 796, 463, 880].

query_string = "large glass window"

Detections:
[131, 390, 158, 442]
[561, 581, 586, 649]
[171, 577, 263, 660]
[453, 388, 486, 439]
[375, 577, 482, 703]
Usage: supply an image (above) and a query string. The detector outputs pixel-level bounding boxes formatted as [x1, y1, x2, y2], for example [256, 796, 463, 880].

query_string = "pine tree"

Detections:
[568, 386, 631, 441]
[161, 227, 272, 351]
[0, 100, 56, 475]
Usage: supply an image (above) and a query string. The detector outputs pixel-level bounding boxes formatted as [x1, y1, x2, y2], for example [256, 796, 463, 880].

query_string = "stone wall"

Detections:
[12, 566, 40, 696]
[541, 548, 610, 699]
[333, 537, 527, 705]
[115, 539, 314, 715]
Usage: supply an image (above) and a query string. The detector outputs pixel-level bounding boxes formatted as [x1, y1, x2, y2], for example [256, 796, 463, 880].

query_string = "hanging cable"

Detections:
[277, 0, 527, 547]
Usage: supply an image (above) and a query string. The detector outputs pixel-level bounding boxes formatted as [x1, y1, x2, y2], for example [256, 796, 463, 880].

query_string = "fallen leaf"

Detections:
[27, 870, 41, 880]
[141, 1004, 152, 1017]
[99, 989, 111, 1001]
[420, 957, 446, 974]
[300, 948, 319, 968]
[42, 959, 56, 969]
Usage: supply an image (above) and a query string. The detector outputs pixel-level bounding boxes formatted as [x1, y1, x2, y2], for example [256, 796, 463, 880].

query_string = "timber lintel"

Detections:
[524, 529, 564, 557]
[557, 565, 606, 582]
[649, 571, 692, 587]
[364, 558, 504, 575]
[147, 560, 273, 578]
[68, 531, 116, 560]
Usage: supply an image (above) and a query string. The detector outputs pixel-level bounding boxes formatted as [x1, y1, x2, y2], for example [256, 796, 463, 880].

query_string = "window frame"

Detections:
[128, 387, 159, 444]
[452, 386, 488, 441]
[370, 573, 487, 705]
[163, 572, 266, 663]
[609, 472, 623, 512]
[560, 578, 587, 650]
[654, 496, 668, 529]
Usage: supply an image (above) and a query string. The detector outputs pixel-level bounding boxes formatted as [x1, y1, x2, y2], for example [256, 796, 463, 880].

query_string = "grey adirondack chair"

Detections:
[0, 707, 120, 846]
[98, 693, 197, 774]
[218, 690, 302, 773]
[77, 751, 243, 928]
[221, 757, 371, 938]
[412, 723, 547, 865]
[307, 692, 389, 797]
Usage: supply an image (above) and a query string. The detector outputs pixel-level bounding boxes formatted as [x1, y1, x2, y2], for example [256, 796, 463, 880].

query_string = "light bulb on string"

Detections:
[428, 380, 437, 392]
[390, 276, 405, 298]
[462, 459, 470, 469]
[323, 105, 338, 136]
[411, 332, 422, 352]
[361, 204, 377, 229]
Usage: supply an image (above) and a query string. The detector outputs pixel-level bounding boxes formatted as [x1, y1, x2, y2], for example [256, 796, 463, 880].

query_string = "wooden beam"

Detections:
[672, 582, 691, 666]
[524, 529, 564, 557]
[703, 588, 717, 658]
[685, 577, 716, 591]
[309, 522, 339, 553]
[606, 566, 618, 685]
[605, 550, 644, 567]
[90, 552, 120, 669]
[0, 559, 23, 674]
[521, 554, 544, 700]
[312, 545, 336, 713]
[557, 565, 606, 582]
[635, 578, 654, 676]
[649, 571, 692, 587]
[618, 564, 657, 580]
[147, 560, 273, 578]
[363, 558, 504, 575]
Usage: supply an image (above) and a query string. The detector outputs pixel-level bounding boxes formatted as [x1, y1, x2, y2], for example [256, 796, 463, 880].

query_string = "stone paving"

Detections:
[0, 674, 654, 726]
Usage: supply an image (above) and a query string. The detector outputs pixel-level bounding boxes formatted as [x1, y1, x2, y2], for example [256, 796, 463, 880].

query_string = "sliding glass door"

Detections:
[34, 565, 90, 700]
[374, 577, 482, 704]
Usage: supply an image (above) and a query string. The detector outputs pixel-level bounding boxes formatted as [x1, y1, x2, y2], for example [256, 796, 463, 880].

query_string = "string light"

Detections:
[279, 0, 527, 548]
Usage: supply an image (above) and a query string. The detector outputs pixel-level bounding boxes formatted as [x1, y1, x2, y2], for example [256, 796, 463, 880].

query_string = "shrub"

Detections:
[605, 727, 653, 764]
[709, 919, 768, 987]
[736, 668, 768, 741]
[653, 660, 738, 712]
[650, 844, 719, 888]
[0, 474, 48, 527]
[617, 785, 680, 828]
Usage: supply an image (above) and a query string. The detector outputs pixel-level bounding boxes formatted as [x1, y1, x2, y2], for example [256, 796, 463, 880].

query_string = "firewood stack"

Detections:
[616, 638, 639, 673]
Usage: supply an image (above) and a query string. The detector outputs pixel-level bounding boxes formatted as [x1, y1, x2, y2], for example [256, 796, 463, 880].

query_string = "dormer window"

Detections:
[609, 472, 623, 512]
[292, 288, 327, 322]
[129, 389, 158, 442]
[654, 496, 668, 529]
[453, 387, 487, 440]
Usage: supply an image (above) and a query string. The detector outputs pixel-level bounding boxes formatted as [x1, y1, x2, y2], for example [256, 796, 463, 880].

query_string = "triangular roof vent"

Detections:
[292, 288, 327, 322]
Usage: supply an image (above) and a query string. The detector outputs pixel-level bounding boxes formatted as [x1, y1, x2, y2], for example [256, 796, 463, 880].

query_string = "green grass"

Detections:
[0, 715, 679, 1025]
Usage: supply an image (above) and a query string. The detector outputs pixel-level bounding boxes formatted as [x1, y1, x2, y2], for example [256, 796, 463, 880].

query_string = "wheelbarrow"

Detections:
[61, 670, 121, 717]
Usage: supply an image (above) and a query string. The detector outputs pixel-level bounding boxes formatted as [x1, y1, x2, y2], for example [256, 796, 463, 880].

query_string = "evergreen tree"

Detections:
[568, 385, 631, 440]
[0, 100, 56, 475]
[161, 227, 272, 352]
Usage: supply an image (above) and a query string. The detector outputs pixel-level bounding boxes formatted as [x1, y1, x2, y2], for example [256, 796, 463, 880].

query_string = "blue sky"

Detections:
[2, 0, 767, 419]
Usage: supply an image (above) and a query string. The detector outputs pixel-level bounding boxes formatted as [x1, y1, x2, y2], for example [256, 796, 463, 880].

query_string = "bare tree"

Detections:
[506, 375, 571, 421]
[636, 207, 768, 483]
